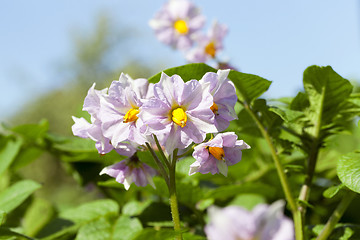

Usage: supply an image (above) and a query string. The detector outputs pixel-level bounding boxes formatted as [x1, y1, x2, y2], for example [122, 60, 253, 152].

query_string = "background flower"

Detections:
[149, 0, 205, 50]
[186, 21, 228, 63]
[205, 200, 295, 240]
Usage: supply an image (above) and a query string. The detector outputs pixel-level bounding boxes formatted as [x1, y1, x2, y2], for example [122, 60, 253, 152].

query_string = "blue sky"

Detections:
[1, 0, 360, 122]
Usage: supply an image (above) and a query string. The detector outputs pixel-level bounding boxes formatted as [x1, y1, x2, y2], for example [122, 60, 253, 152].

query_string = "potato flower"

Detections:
[189, 132, 250, 176]
[100, 73, 152, 147]
[200, 69, 237, 131]
[140, 72, 217, 153]
[100, 155, 157, 190]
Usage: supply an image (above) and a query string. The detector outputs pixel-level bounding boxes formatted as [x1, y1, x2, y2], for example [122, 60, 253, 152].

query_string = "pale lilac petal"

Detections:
[205, 206, 256, 240]
[71, 117, 92, 138]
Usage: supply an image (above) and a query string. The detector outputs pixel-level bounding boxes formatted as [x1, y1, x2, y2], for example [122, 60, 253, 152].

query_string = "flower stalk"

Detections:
[316, 190, 356, 240]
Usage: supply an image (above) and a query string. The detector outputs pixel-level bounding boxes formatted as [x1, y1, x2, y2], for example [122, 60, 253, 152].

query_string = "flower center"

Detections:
[123, 108, 140, 123]
[174, 19, 189, 34]
[205, 41, 216, 58]
[210, 102, 219, 115]
[172, 107, 187, 127]
[208, 147, 225, 161]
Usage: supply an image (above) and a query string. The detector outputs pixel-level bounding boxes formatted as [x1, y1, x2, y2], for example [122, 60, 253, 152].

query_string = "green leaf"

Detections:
[0, 211, 6, 226]
[148, 63, 216, 83]
[337, 152, 360, 193]
[205, 182, 276, 200]
[323, 184, 344, 199]
[75, 217, 111, 240]
[0, 227, 34, 240]
[11, 119, 49, 141]
[0, 180, 41, 213]
[303, 65, 352, 136]
[122, 200, 153, 216]
[60, 199, 119, 224]
[0, 138, 22, 176]
[11, 147, 43, 171]
[112, 215, 143, 240]
[228, 70, 271, 103]
[132, 229, 180, 240]
[23, 198, 54, 237]
[229, 194, 266, 210]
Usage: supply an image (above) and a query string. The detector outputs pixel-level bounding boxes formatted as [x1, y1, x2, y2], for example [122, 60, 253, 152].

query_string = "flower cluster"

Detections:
[72, 68, 249, 189]
[205, 201, 295, 240]
[149, 0, 229, 68]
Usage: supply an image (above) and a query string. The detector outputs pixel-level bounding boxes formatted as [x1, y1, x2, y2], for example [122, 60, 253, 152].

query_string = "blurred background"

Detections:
[1, 0, 360, 128]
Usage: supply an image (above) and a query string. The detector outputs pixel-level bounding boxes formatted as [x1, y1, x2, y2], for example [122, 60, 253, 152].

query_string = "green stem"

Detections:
[243, 102, 297, 212]
[316, 191, 356, 240]
[168, 149, 182, 240]
[153, 134, 172, 170]
[242, 101, 302, 239]
[146, 142, 170, 187]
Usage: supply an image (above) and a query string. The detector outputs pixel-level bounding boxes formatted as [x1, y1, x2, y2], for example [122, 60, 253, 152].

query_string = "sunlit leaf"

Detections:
[0, 180, 41, 213]
[337, 152, 360, 194]
[60, 199, 119, 224]
[75, 217, 111, 240]
[0, 138, 22, 176]
[112, 215, 143, 240]
[303, 65, 352, 136]
[228, 70, 271, 103]
[148, 63, 216, 83]
[323, 183, 344, 199]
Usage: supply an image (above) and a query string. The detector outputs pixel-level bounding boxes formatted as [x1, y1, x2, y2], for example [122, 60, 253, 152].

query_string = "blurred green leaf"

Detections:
[205, 182, 276, 200]
[229, 194, 266, 210]
[337, 152, 360, 194]
[148, 63, 216, 83]
[60, 199, 119, 224]
[0, 180, 41, 213]
[0, 210, 6, 226]
[323, 184, 344, 199]
[11, 147, 43, 171]
[122, 200, 153, 216]
[112, 215, 143, 240]
[23, 198, 54, 237]
[132, 228, 180, 240]
[0, 227, 34, 240]
[228, 70, 271, 103]
[75, 217, 111, 240]
[196, 198, 214, 211]
[0, 138, 22, 177]
[11, 119, 49, 141]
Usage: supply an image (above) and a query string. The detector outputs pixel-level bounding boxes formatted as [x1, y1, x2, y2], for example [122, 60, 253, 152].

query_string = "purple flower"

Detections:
[72, 83, 113, 154]
[205, 201, 295, 240]
[140, 72, 217, 153]
[200, 69, 238, 131]
[189, 132, 250, 176]
[186, 21, 228, 63]
[100, 73, 151, 147]
[100, 155, 157, 190]
[149, 0, 205, 50]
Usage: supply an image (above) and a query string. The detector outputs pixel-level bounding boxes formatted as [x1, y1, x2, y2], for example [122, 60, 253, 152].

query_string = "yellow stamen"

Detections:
[172, 107, 187, 127]
[210, 102, 219, 115]
[123, 108, 140, 123]
[208, 147, 225, 161]
[205, 41, 216, 58]
[174, 19, 189, 34]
